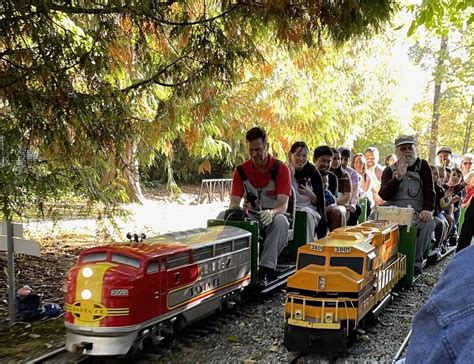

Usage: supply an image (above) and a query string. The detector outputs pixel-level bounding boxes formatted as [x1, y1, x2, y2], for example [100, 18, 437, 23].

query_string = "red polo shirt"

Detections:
[231, 156, 291, 197]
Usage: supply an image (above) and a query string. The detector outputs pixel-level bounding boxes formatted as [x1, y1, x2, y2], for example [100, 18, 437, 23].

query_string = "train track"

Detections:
[392, 244, 456, 363]
[27, 277, 289, 363]
[393, 329, 411, 363]
[27, 346, 91, 364]
[28, 246, 456, 363]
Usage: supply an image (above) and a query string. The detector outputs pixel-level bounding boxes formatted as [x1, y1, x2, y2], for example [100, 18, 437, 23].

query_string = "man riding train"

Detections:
[379, 135, 436, 275]
[224, 127, 292, 282]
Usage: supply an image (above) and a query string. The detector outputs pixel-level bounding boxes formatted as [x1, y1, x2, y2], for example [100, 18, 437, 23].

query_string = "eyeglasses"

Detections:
[463, 161, 472, 165]
[397, 145, 414, 152]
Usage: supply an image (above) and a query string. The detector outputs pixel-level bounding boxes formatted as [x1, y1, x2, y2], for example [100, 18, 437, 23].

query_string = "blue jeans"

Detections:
[405, 246, 474, 363]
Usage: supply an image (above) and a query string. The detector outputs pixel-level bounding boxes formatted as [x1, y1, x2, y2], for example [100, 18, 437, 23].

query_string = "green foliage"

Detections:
[0, 0, 397, 217]
[408, 0, 474, 36]
[409, 26, 473, 157]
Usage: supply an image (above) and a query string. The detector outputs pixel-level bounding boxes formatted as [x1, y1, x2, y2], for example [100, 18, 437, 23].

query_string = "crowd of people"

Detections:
[225, 127, 474, 281]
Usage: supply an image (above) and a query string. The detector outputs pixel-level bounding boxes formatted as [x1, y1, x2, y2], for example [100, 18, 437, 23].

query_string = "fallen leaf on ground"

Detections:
[226, 335, 240, 343]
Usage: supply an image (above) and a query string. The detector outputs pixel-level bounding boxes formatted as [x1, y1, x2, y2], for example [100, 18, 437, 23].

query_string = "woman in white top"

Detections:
[352, 153, 376, 212]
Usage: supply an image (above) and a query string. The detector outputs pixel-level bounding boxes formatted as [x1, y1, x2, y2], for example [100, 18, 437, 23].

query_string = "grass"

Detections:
[0, 318, 65, 362]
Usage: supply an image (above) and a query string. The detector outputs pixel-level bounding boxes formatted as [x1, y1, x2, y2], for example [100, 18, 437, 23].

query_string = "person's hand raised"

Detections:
[395, 155, 408, 180]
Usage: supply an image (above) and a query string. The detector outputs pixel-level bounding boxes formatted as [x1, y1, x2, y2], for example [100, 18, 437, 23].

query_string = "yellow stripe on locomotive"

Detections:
[284, 220, 406, 342]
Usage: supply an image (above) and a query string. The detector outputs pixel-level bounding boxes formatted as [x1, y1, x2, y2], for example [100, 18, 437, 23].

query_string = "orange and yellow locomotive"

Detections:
[283, 220, 406, 353]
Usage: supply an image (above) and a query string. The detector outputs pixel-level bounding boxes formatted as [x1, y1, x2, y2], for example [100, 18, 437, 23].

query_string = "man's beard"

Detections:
[406, 153, 418, 166]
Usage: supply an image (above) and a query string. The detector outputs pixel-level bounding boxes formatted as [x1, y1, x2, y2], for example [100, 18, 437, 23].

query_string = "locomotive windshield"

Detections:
[330, 257, 364, 274]
[81, 252, 107, 263]
[111, 253, 141, 268]
[297, 254, 325, 269]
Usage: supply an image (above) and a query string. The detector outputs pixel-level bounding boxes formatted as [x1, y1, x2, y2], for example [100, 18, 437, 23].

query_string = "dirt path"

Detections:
[24, 197, 228, 242]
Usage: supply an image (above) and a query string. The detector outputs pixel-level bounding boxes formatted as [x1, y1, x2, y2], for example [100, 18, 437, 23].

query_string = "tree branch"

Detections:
[43, 1, 242, 26]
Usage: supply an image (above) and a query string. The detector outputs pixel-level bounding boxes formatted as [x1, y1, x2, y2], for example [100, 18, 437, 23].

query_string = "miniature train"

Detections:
[63, 211, 309, 356]
[64, 205, 439, 356]
[283, 220, 407, 353]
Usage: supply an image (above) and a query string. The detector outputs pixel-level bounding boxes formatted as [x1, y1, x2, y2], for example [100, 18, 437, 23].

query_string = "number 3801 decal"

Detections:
[334, 247, 352, 253]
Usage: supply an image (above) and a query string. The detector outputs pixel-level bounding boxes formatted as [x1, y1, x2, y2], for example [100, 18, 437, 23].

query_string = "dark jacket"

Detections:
[379, 158, 435, 212]
[294, 163, 328, 238]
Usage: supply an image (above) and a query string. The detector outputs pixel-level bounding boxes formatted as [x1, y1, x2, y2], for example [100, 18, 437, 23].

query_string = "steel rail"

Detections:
[393, 328, 412, 362]
[27, 346, 67, 363]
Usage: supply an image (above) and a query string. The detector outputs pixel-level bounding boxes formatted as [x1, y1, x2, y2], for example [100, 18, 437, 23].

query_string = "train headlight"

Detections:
[82, 267, 93, 278]
[324, 313, 333, 323]
[318, 276, 326, 290]
[81, 289, 92, 300]
[111, 289, 129, 297]
[295, 310, 302, 319]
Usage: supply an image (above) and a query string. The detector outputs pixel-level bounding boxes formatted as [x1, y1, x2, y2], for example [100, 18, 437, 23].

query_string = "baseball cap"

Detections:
[395, 135, 416, 148]
[437, 147, 452, 155]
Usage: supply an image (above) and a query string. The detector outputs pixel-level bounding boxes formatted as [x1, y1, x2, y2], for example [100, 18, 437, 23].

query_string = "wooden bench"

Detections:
[199, 178, 232, 203]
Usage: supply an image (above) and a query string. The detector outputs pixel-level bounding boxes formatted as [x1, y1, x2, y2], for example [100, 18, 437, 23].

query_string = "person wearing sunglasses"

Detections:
[460, 153, 473, 177]
[379, 135, 436, 275]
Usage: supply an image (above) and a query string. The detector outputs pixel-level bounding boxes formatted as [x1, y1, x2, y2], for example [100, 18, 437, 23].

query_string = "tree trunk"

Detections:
[122, 143, 145, 204]
[99, 143, 145, 204]
[463, 96, 473, 154]
[429, 35, 448, 164]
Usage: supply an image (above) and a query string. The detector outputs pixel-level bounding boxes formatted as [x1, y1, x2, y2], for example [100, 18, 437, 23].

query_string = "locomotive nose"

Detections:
[65, 262, 134, 325]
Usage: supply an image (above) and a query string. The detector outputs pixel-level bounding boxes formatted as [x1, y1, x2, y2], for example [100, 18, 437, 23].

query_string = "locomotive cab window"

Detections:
[167, 251, 190, 269]
[330, 257, 364, 275]
[297, 253, 325, 269]
[111, 253, 141, 268]
[81, 252, 107, 263]
[147, 261, 159, 274]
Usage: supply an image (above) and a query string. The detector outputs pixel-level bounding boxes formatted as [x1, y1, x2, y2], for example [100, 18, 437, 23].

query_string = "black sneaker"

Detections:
[258, 266, 278, 283]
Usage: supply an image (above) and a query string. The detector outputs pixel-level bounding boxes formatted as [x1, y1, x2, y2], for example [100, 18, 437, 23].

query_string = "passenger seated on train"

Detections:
[460, 153, 473, 177]
[322, 175, 337, 208]
[430, 165, 449, 256]
[379, 136, 436, 275]
[352, 152, 376, 217]
[333, 147, 361, 226]
[287, 141, 327, 242]
[436, 146, 453, 168]
[226, 127, 291, 281]
[364, 146, 384, 205]
[456, 171, 474, 253]
[385, 153, 397, 167]
[444, 168, 464, 243]
[313, 146, 346, 231]
[441, 166, 451, 185]
[404, 246, 474, 363]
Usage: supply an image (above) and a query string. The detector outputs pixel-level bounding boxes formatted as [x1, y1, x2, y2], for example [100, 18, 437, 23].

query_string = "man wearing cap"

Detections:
[437, 147, 453, 167]
[379, 135, 436, 274]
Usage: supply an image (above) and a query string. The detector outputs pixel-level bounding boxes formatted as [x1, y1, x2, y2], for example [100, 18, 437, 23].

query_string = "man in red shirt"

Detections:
[229, 127, 291, 280]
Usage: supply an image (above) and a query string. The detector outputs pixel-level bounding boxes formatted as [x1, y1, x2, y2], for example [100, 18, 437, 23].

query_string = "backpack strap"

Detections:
[236, 165, 248, 182]
[270, 159, 281, 181]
